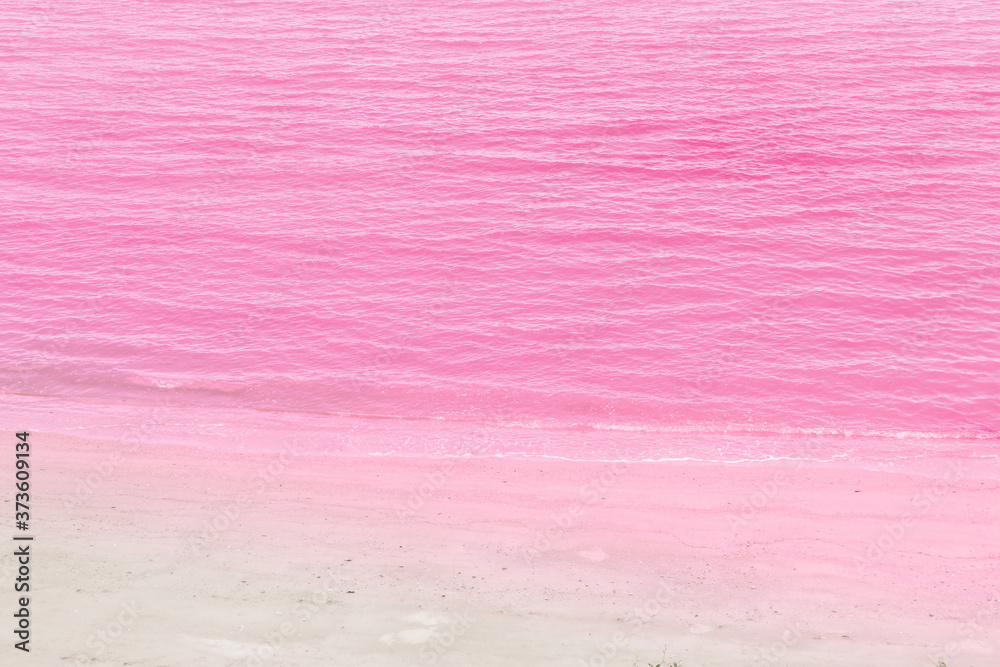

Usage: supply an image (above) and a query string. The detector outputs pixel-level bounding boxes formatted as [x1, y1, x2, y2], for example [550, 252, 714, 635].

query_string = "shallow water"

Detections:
[2, 0, 999, 462]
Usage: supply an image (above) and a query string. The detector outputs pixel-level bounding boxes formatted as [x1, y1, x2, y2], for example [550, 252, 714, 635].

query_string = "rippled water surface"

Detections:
[2, 0, 999, 460]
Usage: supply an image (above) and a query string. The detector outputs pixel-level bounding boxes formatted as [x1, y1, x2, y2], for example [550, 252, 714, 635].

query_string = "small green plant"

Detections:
[936, 662, 947, 667]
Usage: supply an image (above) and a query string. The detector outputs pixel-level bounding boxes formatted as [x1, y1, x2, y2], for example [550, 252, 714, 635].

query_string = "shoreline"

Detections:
[3, 392, 998, 482]
[21, 432, 1000, 666]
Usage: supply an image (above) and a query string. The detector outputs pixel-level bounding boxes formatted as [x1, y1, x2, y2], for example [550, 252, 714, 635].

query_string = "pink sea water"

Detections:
[2, 0, 999, 467]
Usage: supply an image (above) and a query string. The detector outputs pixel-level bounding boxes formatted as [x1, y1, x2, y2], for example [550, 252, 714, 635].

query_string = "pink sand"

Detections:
[30, 432, 999, 666]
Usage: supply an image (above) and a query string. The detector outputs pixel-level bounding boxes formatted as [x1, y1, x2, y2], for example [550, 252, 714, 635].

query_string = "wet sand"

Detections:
[23, 432, 1000, 666]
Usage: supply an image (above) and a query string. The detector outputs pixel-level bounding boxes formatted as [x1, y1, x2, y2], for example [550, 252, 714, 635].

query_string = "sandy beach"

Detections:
[10, 431, 994, 666]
